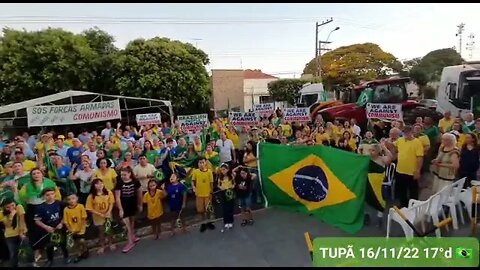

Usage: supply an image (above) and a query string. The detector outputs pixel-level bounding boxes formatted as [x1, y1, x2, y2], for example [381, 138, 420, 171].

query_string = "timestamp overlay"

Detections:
[312, 237, 479, 267]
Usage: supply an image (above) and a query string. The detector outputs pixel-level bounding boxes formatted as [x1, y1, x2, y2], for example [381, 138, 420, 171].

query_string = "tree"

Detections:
[409, 48, 462, 88]
[303, 43, 403, 88]
[81, 27, 119, 95]
[0, 28, 98, 104]
[114, 37, 210, 114]
[267, 79, 309, 105]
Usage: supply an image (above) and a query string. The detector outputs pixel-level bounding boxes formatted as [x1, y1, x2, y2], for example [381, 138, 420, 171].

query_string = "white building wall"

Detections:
[242, 78, 278, 111]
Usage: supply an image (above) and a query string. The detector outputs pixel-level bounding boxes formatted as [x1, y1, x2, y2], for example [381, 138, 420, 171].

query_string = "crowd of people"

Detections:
[0, 107, 478, 267]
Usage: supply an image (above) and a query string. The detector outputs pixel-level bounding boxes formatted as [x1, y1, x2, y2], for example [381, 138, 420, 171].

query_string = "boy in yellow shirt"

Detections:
[143, 180, 166, 240]
[63, 193, 88, 263]
[191, 157, 214, 232]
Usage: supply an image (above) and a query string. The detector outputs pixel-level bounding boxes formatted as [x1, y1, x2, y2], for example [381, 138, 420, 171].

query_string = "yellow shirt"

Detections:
[93, 168, 118, 191]
[64, 139, 74, 147]
[1, 204, 27, 238]
[142, 189, 165, 220]
[226, 130, 240, 149]
[218, 176, 234, 190]
[244, 152, 257, 168]
[63, 204, 87, 235]
[22, 160, 37, 172]
[85, 190, 115, 226]
[394, 137, 424, 175]
[193, 142, 203, 154]
[280, 124, 293, 137]
[315, 133, 330, 145]
[438, 118, 454, 133]
[457, 133, 466, 148]
[205, 151, 219, 171]
[417, 134, 431, 151]
[348, 138, 357, 152]
[192, 168, 213, 197]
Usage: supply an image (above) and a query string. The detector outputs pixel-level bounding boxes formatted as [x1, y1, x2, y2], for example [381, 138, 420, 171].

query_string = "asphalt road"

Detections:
[67, 208, 393, 267]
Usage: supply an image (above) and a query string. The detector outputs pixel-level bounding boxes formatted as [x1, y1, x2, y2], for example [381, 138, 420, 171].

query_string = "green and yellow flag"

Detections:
[258, 143, 370, 233]
[365, 160, 386, 212]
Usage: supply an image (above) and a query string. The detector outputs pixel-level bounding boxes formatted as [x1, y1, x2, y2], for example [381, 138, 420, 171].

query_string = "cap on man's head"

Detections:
[57, 135, 65, 140]
[14, 148, 23, 155]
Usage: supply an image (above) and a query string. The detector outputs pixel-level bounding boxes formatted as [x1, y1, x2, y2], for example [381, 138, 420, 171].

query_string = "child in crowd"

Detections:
[63, 193, 88, 263]
[233, 167, 254, 226]
[162, 173, 188, 236]
[191, 157, 215, 232]
[217, 163, 235, 232]
[143, 179, 165, 240]
[0, 197, 30, 267]
[85, 178, 116, 255]
[34, 188, 70, 267]
[115, 167, 142, 253]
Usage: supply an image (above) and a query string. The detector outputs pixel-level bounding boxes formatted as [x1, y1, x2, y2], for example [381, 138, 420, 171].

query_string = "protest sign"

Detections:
[253, 103, 274, 116]
[229, 112, 258, 126]
[27, 99, 121, 127]
[366, 103, 403, 121]
[177, 114, 209, 132]
[284, 107, 311, 122]
[136, 113, 161, 126]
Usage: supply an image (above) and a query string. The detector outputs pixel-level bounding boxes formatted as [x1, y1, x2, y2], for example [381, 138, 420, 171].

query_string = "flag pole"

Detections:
[256, 142, 269, 208]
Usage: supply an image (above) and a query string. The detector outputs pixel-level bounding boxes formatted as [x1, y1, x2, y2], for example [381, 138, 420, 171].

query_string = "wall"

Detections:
[210, 70, 245, 111]
[243, 78, 278, 111]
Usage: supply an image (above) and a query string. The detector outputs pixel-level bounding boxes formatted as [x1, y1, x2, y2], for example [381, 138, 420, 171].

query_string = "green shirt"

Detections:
[423, 126, 440, 145]
[145, 150, 158, 165]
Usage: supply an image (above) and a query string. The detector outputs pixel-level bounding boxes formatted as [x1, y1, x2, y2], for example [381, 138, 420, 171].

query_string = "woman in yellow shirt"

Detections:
[143, 179, 166, 240]
[339, 131, 357, 152]
[217, 163, 235, 232]
[1, 198, 28, 267]
[193, 136, 203, 155]
[243, 141, 257, 168]
[314, 126, 330, 146]
[85, 178, 115, 255]
[93, 158, 118, 191]
[204, 145, 220, 171]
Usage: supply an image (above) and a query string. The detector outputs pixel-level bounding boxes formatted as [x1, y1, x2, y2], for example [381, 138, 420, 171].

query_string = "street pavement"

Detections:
[67, 208, 398, 267]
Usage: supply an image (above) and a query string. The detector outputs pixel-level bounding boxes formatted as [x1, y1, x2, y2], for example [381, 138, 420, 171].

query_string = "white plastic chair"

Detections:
[383, 163, 396, 201]
[443, 177, 466, 229]
[386, 193, 440, 239]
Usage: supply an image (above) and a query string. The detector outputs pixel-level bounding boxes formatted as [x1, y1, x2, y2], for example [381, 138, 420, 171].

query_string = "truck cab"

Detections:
[298, 83, 327, 108]
[437, 61, 480, 118]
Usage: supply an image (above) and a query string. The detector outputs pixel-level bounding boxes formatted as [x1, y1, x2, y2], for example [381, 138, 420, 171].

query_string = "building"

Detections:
[210, 69, 279, 112]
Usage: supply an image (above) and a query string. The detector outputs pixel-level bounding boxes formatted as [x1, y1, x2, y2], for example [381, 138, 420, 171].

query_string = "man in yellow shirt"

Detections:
[13, 149, 37, 172]
[191, 157, 214, 232]
[394, 126, 424, 208]
[438, 111, 454, 133]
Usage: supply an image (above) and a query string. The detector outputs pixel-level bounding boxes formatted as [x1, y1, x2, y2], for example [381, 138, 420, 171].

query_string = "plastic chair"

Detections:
[383, 163, 396, 201]
[459, 188, 473, 221]
[386, 193, 440, 239]
[443, 177, 466, 229]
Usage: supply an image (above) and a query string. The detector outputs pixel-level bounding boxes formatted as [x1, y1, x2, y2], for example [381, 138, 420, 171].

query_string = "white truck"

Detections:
[437, 61, 480, 118]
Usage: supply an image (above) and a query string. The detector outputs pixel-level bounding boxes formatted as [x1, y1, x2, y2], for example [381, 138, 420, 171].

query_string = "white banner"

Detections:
[27, 100, 121, 127]
[177, 114, 209, 132]
[253, 103, 274, 116]
[366, 103, 403, 121]
[229, 112, 258, 126]
[284, 107, 311, 122]
[136, 113, 161, 126]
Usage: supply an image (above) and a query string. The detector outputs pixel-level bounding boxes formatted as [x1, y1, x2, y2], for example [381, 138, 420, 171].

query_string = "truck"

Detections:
[297, 83, 342, 119]
[315, 77, 441, 129]
[436, 61, 480, 118]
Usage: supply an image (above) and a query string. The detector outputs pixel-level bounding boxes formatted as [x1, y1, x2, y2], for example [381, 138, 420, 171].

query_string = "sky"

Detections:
[0, 3, 479, 78]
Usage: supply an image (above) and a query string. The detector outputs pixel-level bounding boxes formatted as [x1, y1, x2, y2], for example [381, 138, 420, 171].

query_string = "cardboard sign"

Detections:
[136, 113, 161, 126]
[366, 103, 403, 121]
[27, 100, 121, 127]
[253, 103, 274, 116]
[228, 112, 258, 126]
[177, 114, 209, 132]
[284, 107, 311, 122]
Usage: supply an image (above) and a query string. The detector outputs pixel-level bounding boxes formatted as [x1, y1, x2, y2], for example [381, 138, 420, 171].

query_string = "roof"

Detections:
[354, 77, 411, 90]
[0, 90, 172, 116]
[299, 83, 324, 94]
[243, 70, 278, 79]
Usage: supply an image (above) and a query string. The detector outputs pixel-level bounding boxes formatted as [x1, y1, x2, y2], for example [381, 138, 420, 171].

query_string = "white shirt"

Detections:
[84, 150, 98, 166]
[133, 163, 156, 192]
[352, 124, 361, 137]
[101, 128, 113, 140]
[216, 139, 235, 163]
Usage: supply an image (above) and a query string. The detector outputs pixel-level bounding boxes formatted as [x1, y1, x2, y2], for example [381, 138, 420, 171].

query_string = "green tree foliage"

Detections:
[114, 37, 210, 113]
[0, 28, 211, 114]
[0, 28, 97, 104]
[267, 79, 309, 105]
[409, 48, 463, 87]
[303, 43, 403, 88]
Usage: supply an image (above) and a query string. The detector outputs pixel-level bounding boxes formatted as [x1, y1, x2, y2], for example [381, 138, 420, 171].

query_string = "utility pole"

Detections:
[317, 41, 332, 77]
[456, 23, 465, 56]
[315, 18, 333, 76]
[467, 33, 476, 60]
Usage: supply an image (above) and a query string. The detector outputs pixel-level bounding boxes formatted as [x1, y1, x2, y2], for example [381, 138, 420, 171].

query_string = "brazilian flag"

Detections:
[365, 160, 386, 212]
[258, 143, 370, 233]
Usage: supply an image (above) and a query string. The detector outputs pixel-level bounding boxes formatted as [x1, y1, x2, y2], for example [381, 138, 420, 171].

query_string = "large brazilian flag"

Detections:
[258, 143, 370, 234]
